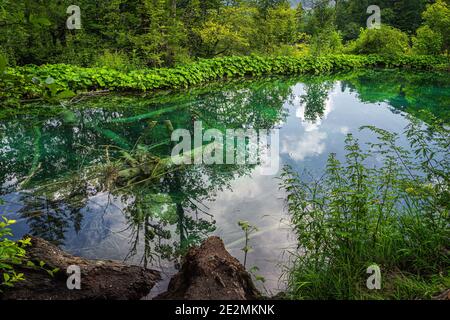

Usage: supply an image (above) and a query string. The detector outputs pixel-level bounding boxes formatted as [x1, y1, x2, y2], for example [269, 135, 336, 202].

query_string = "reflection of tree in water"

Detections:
[15, 172, 94, 246]
[121, 163, 250, 267]
[300, 81, 333, 122]
[119, 79, 293, 266]
[17, 194, 83, 246]
[195, 79, 292, 128]
[341, 70, 450, 123]
[0, 77, 292, 267]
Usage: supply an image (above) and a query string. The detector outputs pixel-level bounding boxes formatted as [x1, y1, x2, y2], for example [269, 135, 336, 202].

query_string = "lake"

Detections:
[1, 70, 449, 296]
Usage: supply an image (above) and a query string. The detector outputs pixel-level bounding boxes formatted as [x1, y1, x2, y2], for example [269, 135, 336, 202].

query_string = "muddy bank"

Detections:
[1, 236, 260, 300]
[0, 236, 160, 300]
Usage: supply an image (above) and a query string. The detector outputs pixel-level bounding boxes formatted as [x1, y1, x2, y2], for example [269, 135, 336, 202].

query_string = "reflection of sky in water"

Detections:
[1, 80, 419, 296]
[205, 82, 413, 294]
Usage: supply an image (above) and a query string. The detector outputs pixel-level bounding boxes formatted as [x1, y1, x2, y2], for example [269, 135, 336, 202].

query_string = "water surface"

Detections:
[1, 70, 449, 295]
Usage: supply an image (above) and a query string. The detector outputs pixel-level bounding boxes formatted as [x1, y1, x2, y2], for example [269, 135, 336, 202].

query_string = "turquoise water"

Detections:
[1, 70, 449, 295]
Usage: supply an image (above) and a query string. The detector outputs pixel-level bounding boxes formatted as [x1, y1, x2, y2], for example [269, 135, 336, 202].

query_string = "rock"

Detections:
[1, 236, 160, 300]
[156, 236, 260, 300]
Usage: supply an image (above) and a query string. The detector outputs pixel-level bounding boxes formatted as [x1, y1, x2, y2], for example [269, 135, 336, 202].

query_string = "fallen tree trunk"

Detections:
[1, 236, 160, 300]
[156, 236, 260, 300]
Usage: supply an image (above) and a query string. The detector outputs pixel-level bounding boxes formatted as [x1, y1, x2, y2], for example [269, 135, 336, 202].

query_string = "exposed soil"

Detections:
[155, 236, 260, 300]
[1, 236, 160, 300]
[1, 236, 261, 300]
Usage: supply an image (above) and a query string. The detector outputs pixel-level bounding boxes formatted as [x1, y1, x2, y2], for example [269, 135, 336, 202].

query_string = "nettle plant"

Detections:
[280, 113, 449, 299]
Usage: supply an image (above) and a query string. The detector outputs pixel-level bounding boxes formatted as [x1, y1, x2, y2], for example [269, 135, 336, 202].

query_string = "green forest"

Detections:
[1, 0, 449, 67]
[0, 0, 449, 304]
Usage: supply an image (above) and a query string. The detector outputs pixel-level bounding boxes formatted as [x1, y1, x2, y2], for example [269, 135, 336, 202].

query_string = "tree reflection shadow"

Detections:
[0, 78, 292, 267]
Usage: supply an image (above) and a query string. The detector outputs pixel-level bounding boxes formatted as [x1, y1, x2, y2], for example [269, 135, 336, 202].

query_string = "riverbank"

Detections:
[0, 236, 260, 300]
[0, 236, 161, 300]
[2, 235, 448, 300]
[1, 54, 449, 105]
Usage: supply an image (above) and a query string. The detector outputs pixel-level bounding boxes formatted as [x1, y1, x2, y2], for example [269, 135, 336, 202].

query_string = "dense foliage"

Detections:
[346, 26, 410, 55]
[1, 0, 449, 69]
[280, 115, 449, 299]
[0, 0, 449, 302]
[1, 54, 449, 105]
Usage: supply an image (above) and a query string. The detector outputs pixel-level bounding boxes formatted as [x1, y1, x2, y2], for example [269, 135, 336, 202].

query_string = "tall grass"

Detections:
[280, 113, 449, 300]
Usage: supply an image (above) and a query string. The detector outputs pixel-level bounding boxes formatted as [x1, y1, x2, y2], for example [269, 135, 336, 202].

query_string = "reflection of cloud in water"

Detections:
[205, 168, 296, 294]
[281, 130, 327, 161]
[280, 84, 341, 161]
[62, 192, 132, 259]
[340, 126, 350, 134]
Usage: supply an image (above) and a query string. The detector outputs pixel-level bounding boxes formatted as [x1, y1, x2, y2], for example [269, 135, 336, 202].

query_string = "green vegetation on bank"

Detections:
[0, 216, 29, 289]
[1, 0, 449, 106]
[280, 115, 449, 300]
[0, 214, 59, 291]
[1, 54, 449, 105]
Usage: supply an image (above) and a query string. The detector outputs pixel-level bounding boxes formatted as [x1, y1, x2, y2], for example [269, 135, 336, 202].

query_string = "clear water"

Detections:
[1, 70, 449, 296]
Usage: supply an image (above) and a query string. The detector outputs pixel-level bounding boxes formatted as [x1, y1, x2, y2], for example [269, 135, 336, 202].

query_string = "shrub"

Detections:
[412, 25, 444, 55]
[310, 30, 343, 56]
[94, 49, 142, 73]
[347, 26, 410, 56]
[422, 0, 450, 52]
[0, 52, 7, 73]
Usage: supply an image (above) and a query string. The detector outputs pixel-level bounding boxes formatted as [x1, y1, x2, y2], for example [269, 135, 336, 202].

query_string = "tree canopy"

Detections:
[0, 0, 448, 67]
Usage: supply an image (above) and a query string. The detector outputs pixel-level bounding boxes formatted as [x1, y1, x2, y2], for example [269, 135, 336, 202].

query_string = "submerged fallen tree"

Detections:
[0, 236, 161, 300]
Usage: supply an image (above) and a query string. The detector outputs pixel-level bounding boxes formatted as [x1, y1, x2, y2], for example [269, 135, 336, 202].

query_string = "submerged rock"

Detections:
[156, 236, 260, 300]
[1, 236, 160, 300]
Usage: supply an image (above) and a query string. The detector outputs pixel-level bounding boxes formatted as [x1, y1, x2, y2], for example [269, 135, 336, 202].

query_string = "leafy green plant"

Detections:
[310, 30, 343, 56]
[94, 49, 142, 73]
[238, 220, 258, 268]
[2, 54, 448, 105]
[0, 214, 60, 291]
[238, 221, 268, 294]
[0, 216, 29, 289]
[280, 114, 449, 300]
[421, 0, 450, 52]
[412, 25, 444, 55]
